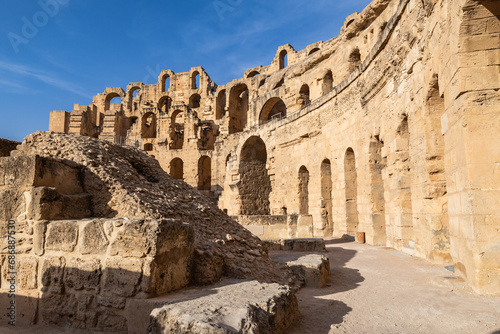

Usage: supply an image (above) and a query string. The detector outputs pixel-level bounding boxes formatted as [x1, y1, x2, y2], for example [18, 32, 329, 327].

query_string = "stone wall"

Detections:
[48, 0, 500, 295]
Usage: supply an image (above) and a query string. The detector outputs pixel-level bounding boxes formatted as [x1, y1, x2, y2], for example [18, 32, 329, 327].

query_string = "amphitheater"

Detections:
[1, 0, 499, 332]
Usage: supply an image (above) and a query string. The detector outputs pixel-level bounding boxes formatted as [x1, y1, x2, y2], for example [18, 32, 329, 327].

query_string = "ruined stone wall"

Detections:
[48, 0, 500, 295]
[0, 139, 19, 157]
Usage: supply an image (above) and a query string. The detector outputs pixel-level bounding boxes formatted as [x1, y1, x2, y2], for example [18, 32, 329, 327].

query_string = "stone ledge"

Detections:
[264, 238, 326, 252]
[271, 253, 331, 288]
[148, 279, 299, 334]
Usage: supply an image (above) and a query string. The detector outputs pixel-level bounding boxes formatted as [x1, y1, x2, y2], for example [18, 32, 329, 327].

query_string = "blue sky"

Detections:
[0, 0, 371, 142]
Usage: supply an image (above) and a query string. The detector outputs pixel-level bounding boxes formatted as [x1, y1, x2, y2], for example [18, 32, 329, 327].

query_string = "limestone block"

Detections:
[40, 293, 97, 330]
[45, 221, 78, 252]
[80, 220, 109, 254]
[286, 254, 330, 288]
[40, 256, 65, 293]
[297, 215, 314, 237]
[64, 258, 101, 292]
[17, 257, 38, 289]
[96, 295, 126, 309]
[95, 310, 127, 333]
[28, 187, 92, 221]
[109, 220, 153, 258]
[33, 221, 47, 256]
[102, 258, 142, 297]
[148, 279, 299, 334]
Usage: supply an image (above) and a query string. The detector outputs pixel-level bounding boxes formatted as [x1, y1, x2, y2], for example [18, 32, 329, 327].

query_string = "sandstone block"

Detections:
[148, 279, 299, 334]
[285, 254, 330, 288]
[40, 256, 65, 292]
[45, 221, 78, 252]
[80, 220, 109, 254]
[64, 258, 101, 291]
[102, 258, 142, 297]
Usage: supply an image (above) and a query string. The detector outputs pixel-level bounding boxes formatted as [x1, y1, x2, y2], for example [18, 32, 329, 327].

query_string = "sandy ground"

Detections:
[280, 239, 500, 334]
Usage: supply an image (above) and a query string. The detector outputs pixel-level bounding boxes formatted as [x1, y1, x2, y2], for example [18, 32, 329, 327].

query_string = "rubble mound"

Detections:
[12, 131, 294, 286]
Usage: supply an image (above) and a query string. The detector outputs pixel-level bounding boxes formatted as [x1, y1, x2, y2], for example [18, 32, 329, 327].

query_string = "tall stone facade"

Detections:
[49, 0, 500, 296]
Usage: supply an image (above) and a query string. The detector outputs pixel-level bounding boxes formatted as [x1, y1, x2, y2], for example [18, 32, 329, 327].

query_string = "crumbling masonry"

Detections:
[49, 0, 500, 296]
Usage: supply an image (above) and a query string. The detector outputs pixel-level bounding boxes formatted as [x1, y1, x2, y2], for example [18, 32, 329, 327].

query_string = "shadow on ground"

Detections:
[286, 239, 364, 334]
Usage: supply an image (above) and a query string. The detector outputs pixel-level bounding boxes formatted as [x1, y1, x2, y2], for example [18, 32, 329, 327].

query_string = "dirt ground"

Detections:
[281, 239, 500, 334]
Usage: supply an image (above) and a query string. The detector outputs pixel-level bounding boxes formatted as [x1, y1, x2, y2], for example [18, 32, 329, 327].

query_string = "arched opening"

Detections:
[298, 84, 310, 107]
[105, 93, 122, 111]
[308, 48, 320, 56]
[129, 88, 141, 111]
[192, 71, 200, 89]
[369, 137, 387, 245]
[321, 159, 333, 234]
[228, 84, 249, 134]
[141, 112, 156, 138]
[322, 70, 333, 94]
[344, 148, 359, 235]
[349, 48, 361, 72]
[198, 156, 211, 191]
[158, 96, 172, 114]
[215, 90, 227, 119]
[189, 94, 201, 109]
[247, 71, 260, 78]
[143, 143, 153, 152]
[163, 75, 171, 92]
[238, 136, 271, 215]
[259, 97, 287, 124]
[279, 50, 288, 69]
[170, 110, 184, 149]
[298, 166, 309, 215]
[169, 158, 183, 180]
[424, 77, 449, 262]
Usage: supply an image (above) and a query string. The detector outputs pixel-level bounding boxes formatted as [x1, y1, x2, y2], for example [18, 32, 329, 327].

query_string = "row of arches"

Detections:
[169, 156, 211, 191]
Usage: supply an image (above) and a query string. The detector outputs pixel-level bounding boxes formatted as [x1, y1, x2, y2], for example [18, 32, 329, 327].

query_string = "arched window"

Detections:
[247, 71, 260, 78]
[322, 71, 333, 94]
[158, 96, 172, 114]
[192, 71, 200, 89]
[170, 110, 184, 149]
[308, 48, 320, 56]
[189, 94, 201, 109]
[298, 166, 309, 214]
[279, 49, 288, 69]
[163, 75, 171, 92]
[169, 158, 183, 180]
[299, 84, 310, 107]
[141, 113, 156, 139]
[216, 90, 227, 119]
[105, 93, 122, 111]
[259, 97, 287, 124]
[228, 84, 249, 134]
[198, 156, 211, 191]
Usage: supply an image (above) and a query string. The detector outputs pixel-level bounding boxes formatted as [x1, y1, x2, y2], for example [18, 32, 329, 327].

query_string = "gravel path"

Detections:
[285, 239, 500, 334]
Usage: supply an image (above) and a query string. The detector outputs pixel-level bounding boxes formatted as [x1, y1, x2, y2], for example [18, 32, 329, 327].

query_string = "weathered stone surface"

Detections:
[102, 258, 142, 297]
[148, 279, 300, 334]
[265, 238, 327, 252]
[272, 253, 331, 288]
[17, 257, 38, 289]
[33, 220, 47, 255]
[80, 220, 108, 254]
[45, 221, 78, 252]
[64, 258, 101, 291]
[40, 256, 65, 293]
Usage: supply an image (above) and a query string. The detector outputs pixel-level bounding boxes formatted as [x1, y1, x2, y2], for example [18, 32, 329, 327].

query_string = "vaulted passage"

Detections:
[170, 158, 183, 180]
[320, 159, 333, 234]
[369, 137, 387, 245]
[198, 156, 211, 191]
[238, 136, 271, 215]
[298, 166, 309, 215]
[259, 98, 287, 124]
[344, 148, 359, 235]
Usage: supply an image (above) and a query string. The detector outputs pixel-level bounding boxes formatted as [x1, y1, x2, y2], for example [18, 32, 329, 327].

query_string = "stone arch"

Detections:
[298, 166, 309, 215]
[158, 70, 174, 92]
[348, 48, 361, 72]
[189, 93, 201, 109]
[320, 159, 333, 235]
[228, 84, 249, 134]
[308, 47, 320, 55]
[127, 86, 142, 111]
[215, 89, 227, 119]
[238, 136, 271, 215]
[279, 49, 288, 69]
[298, 84, 310, 107]
[344, 147, 359, 236]
[198, 156, 211, 191]
[170, 109, 184, 149]
[141, 112, 156, 139]
[169, 158, 183, 180]
[322, 70, 333, 94]
[104, 92, 123, 111]
[259, 97, 287, 124]
[369, 136, 387, 245]
[191, 71, 200, 89]
[247, 71, 260, 78]
[158, 95, 172, 114]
